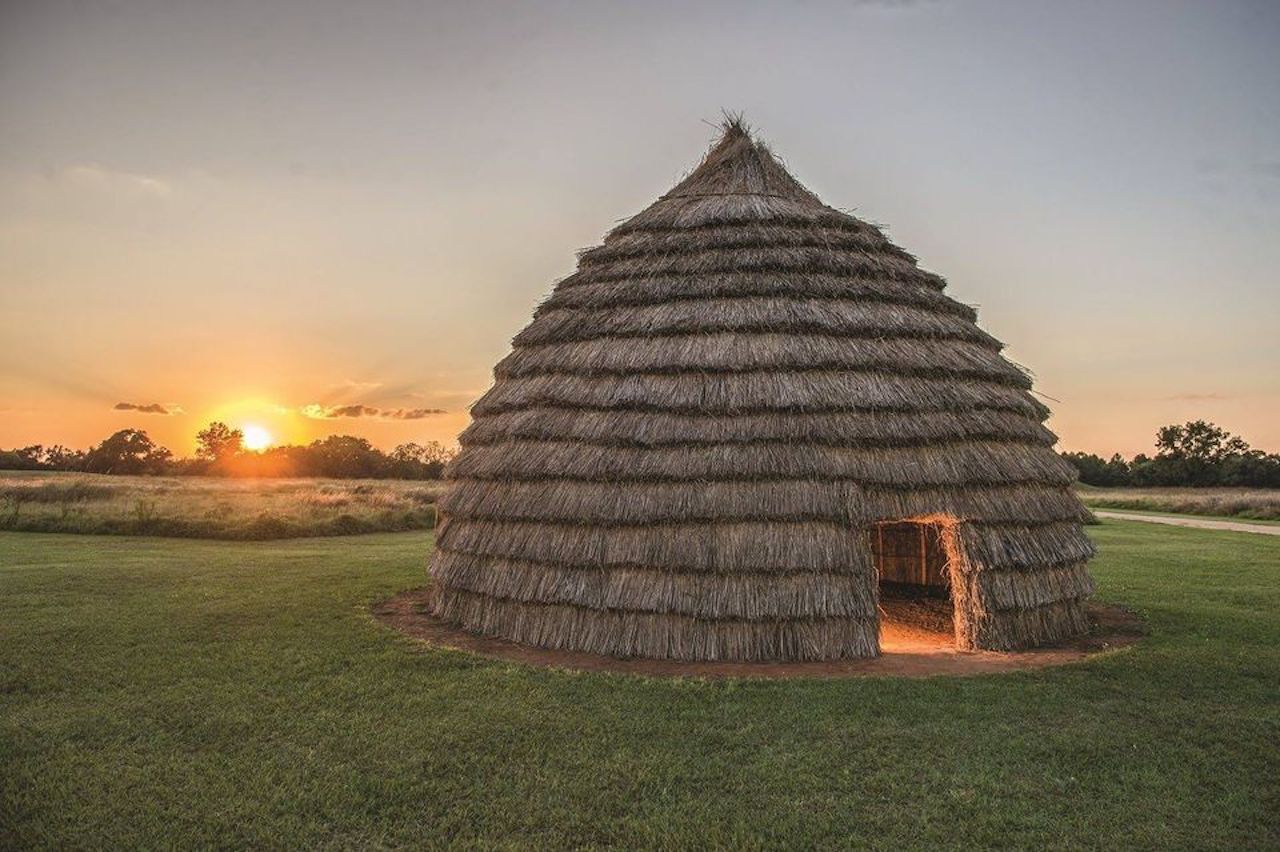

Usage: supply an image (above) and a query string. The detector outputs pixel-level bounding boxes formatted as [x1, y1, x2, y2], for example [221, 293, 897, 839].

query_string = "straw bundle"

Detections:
[428, 121, 1094, 661]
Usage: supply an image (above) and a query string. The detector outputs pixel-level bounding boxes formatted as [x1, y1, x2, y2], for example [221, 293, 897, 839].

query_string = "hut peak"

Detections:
[662, 120, 823, 204]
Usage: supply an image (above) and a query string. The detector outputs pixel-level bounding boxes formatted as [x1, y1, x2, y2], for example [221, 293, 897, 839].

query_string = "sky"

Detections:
[1, 0, 1277, 457]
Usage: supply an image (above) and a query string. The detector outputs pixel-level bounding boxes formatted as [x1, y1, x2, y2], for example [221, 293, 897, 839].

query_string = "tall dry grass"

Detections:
[0, 471, 445, 539]
[1077, 486, 1280, 521]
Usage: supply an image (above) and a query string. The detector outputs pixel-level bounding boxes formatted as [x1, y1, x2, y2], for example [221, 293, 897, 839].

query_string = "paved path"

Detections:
[1092, 510, 1280, 536]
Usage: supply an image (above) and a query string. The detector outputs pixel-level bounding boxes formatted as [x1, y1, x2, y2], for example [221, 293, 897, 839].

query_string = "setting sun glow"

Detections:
[242, 424, 273, 452]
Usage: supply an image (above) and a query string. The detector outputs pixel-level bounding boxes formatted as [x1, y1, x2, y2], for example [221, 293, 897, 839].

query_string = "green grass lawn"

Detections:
[2, 523, 1278, 849]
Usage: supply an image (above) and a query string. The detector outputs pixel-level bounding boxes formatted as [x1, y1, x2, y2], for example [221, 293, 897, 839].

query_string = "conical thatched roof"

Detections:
[428, 121, 1094, 662]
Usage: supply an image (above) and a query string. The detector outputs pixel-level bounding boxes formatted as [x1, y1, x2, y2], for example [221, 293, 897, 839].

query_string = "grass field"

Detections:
[0, 471, 443, 539]
[2, 522, 1278, 848]
[1077, 485, 1280, 522]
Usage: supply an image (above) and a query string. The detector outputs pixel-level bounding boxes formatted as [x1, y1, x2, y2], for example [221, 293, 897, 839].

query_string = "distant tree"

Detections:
[388, 441, 455, 479]
[83, 429, 172, 475]
[1, 429, 457, 480]
[1060, 451, 1131, 487]
[1155, 420, 1249, 463]
[0, 445, 47, 471]
[1103, 453, 1131, 485]
[1220, 450, 1280, 488]
[1061, 452, 1106, 485]
[10, 445, 46, 470]
[304, 435, 387, 479]
[1127, 453, 1162, 487]
[196, 421, 244, 462]
[42, 445, 86, 471]
[1146, 420, 1251, 486]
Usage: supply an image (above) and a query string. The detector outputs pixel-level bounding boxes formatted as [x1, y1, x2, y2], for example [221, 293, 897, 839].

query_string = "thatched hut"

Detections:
[427, 121, 1094, 662]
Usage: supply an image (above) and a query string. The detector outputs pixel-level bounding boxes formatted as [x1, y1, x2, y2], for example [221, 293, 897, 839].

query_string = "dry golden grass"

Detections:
[1077, 486, 1280, 521]
[0, 471, 445, 539]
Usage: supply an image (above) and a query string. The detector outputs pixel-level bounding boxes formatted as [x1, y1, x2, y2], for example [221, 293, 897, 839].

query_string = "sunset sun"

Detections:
[241, 424, 273, 451]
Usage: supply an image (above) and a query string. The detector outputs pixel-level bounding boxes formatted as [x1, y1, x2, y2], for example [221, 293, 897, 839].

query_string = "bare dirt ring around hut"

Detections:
[372, 588, 1145, 679]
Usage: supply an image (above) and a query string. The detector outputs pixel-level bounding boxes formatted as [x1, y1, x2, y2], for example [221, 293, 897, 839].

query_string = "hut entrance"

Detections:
[870, 520, 956, 642]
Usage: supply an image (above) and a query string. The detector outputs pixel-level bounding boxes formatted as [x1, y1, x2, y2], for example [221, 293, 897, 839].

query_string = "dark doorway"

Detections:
[870, 521, 955, 637]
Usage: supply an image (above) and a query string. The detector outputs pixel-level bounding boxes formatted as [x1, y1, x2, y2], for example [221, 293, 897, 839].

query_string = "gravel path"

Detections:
[1092, 510, 1280, 536]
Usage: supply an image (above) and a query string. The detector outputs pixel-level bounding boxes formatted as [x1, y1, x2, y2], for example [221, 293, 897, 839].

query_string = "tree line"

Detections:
[4, 418, 1277, 487]
[1061, 421, 1280, 488]
[0, 422, 456, 480]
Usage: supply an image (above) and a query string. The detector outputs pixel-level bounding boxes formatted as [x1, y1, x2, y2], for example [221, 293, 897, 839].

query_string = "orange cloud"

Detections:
[383, 408, 447, 420]
[114, 401, 182, 415]
[300, 404, 445, 420]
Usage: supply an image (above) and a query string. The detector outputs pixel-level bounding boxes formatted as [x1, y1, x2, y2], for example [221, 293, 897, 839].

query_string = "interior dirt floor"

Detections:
[878, 590, 955, 636]
[372, 588, 1145, 679]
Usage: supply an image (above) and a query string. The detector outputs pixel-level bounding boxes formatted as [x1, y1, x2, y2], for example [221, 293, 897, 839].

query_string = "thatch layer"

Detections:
[962, 522, 1096, 572]
[472, 372, 1047, 418]
[438, 483, 1093, 544]
[977, 599, 1092, 651]
[515, 298, 1000, 347]
[438, 481, 1083, 526]
[438, 479, 863, 525]
[432, 587, 880, 662]
[979, 562, 1093, 610]
[433, 543, 1090, 619]
[578, 224, 917, 266]
[497, 335, 1029, 385]
[447, 438, 1076, 484]
[437, 518, 867, 574]
[565, 246, 939, 287]
[541, 272, 974, 318]
[432, 551, 878, 619]
[616, 193, 879, 233]
[427, 121, 1095, 661]
[460, 408, 1057, 448]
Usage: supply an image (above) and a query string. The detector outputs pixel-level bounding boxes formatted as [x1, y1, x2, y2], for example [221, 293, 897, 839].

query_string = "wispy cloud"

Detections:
[114, 401, 182, 415]
[301, 403, 378, 419]
[338, 379, 384, 393]
[1162, 392, 1231, 401]
[57, 164, 172, 198]
[300, 404, 445, 420]
[383, 408, 447, 420]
